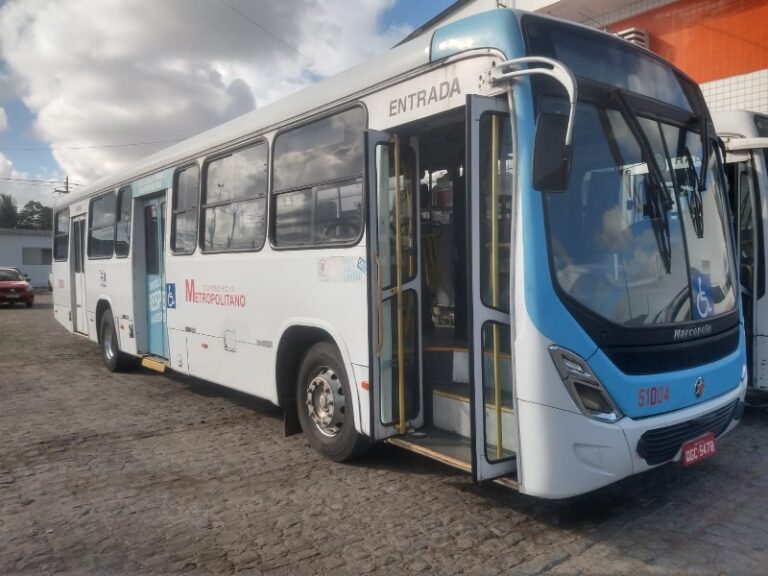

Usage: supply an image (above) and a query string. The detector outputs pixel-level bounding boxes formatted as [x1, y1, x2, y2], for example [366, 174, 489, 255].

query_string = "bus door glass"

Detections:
[72, 215, 87, 334]
[467, 95, 518, 481]
[725, 152, 759, 381]
[143, 195, 168, 358]
[366, 130, 424, 439]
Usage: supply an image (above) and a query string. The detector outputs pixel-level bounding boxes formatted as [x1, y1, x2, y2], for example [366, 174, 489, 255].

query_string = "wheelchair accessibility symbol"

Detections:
[692, 272, 713, 319]
[166, 283, 176, 309]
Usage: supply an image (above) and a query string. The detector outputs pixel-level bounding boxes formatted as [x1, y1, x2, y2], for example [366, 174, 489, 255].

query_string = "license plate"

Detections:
[5, 294, 19, 299]
[682, 432, 717, 466]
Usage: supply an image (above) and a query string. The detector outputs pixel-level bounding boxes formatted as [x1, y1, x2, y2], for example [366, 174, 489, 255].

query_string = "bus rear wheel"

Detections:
[296, 342, 369, 462]
[99, 312, 131, 372]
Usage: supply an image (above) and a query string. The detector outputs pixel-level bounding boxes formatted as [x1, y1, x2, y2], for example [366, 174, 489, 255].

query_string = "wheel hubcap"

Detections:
[305, 367, 346, 438]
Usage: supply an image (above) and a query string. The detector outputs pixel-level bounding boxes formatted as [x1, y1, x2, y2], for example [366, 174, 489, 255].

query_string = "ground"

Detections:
[1, 293, 767, 575]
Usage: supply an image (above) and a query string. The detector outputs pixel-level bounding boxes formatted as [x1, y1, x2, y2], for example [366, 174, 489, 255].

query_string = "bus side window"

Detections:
[201, 143, 268, 252]
[172, 165, 200, 254]
[88, 193, 116, 259]
[272, 106, 365, 248]
[54, 208, 70, 261]
[115, 186, 132, 257]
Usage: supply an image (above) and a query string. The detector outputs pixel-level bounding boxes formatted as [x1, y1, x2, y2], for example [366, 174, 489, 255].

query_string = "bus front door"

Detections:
[142, 196, 168, 359]
[467, 95, 519, 481]
[72, 215, 87, 335]
[366, 130, 424, 439]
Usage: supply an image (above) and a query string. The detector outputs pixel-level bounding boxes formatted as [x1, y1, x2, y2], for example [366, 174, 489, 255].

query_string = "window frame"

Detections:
[270, 104, 367, 251]
[171, 162, 201, 256]
[87, 191, 117, 260]
[199, 138, 269, 254]
[53, 207, 70, 262]
[115, 186, 132, 258]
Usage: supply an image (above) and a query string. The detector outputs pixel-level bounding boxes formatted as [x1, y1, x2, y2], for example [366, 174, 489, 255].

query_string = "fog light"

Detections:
[549, 346, 623, 423]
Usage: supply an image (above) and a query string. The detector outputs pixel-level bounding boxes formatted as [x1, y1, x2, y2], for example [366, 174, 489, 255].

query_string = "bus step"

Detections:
[141, 356, 168, 373]
[423, 347, 469, 385]
[431, 382, 517, 449]
[386, 426, 471, 472]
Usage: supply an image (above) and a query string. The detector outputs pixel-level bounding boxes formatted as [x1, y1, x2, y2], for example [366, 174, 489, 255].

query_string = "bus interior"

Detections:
[382, 106, 516, 474]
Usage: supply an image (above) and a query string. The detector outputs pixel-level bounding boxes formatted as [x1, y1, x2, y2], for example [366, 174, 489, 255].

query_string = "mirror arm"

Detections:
[489, 56, 577, 146]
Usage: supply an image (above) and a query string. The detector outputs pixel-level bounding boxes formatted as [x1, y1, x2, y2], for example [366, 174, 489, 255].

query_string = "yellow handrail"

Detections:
[374, 253, 384, 356]
[490, 115, 503, 459]
[393, 135, 406, 435]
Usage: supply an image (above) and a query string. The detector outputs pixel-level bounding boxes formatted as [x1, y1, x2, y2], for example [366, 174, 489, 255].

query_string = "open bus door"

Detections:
[366, 130, 424, 439]
[467, 95, 519, 481]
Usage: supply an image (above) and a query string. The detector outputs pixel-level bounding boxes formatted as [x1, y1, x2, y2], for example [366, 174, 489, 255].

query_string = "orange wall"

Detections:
[608, 0, 768, 83]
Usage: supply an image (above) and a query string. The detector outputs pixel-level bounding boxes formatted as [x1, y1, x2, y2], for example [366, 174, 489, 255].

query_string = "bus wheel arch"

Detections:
[275, 326, 366, 449]
[95, 300, 130, 372]
[95, 299, 112, 345]
[295, 341, 370, 461]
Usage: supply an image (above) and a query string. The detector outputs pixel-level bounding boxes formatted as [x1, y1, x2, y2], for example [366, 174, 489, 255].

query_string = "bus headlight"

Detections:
[548, 345, 623, 423]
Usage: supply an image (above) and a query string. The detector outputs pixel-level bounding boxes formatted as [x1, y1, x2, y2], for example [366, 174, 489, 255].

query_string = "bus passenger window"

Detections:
[54, 208, 70, 261]
[115, 187, 131, 257]
[88, 193, 116, 259]
[272, 107, 365, 248]
[201, 143, 267, 252]
[172, 165, 199, 254]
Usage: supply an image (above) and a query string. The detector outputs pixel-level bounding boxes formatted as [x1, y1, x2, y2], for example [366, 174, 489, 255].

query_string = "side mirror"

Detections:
[533, 113, 572, 192]
[24, 274, 30, 281]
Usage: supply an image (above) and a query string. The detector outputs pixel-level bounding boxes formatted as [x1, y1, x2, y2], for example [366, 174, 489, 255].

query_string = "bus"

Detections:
[52, 8, 747, 498]
[714, 110, 768, 394]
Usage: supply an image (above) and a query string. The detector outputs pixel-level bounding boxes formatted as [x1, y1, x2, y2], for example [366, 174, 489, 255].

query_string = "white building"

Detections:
[0, 228, 52, 288]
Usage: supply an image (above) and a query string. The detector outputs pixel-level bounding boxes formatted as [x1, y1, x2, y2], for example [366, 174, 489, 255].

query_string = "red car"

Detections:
[0, 267, 35, 307]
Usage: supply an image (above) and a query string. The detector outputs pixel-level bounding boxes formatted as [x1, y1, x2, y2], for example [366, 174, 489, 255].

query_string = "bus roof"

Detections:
[713, 110, 768, 139]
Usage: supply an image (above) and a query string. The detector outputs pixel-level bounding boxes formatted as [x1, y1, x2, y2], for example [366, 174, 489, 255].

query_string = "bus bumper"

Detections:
[518, 371, 747, 499]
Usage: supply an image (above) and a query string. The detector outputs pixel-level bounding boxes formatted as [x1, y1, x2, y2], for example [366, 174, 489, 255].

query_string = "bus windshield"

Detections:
[543, 97, 737, 326]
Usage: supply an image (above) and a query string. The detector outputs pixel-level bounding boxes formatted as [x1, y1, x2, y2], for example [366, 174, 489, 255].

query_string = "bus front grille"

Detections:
[636, 399, 739, 466]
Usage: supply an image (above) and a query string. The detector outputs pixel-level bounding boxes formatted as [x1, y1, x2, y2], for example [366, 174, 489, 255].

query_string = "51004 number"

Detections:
[638, 385, 670, 408]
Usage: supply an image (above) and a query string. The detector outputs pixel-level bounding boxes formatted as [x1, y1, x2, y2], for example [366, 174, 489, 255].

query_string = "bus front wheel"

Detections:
[296, 342, 369, 462]
[99, 312, 131, 372]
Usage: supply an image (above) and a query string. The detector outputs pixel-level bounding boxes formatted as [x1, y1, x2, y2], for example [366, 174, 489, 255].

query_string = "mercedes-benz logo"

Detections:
[694, 377, 705, 399]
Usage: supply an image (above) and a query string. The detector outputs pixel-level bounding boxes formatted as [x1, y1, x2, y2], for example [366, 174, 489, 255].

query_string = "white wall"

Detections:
[0, 230, 53, 288]
[701, 69, 768, 115]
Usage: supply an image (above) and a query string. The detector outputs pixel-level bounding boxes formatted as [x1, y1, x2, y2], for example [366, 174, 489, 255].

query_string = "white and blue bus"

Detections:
[715, 110, 768, 394]
[52, 9, 746, 498]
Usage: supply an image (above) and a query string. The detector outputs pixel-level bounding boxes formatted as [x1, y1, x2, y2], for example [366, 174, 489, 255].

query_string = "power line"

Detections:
[0, 177, 83, 186]
[217, 0, 315, 67]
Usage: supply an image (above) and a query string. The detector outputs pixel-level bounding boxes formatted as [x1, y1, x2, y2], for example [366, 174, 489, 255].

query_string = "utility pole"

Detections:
[54, 176, 69, 195]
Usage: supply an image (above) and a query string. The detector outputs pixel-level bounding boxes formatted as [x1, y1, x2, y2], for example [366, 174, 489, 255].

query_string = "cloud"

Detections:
[0, 152, 61, 208]
[0, 0, 410, 185]
[0, 106, 6, 133]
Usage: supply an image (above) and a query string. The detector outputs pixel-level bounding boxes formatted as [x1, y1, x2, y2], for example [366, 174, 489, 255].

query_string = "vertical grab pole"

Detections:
[393, 135, 407, 435]
[490, 115, 503, 459]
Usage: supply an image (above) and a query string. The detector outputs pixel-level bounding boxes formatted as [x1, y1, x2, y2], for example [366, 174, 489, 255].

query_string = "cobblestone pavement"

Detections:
[1, 293, 767, 575]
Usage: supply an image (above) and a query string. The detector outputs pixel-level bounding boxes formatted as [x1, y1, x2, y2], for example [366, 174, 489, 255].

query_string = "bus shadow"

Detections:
[157, 369, 283, 419]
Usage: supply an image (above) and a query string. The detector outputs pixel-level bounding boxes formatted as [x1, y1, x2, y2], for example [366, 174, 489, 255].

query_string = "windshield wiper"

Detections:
[613, 91, 674, 274]
[682, 146, 704, 238]
[697, 115, 710, 192]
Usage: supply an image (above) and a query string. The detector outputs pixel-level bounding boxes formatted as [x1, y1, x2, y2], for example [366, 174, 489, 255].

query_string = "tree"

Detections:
[0, 193, 18, 229]
[17, 200, 53, 231]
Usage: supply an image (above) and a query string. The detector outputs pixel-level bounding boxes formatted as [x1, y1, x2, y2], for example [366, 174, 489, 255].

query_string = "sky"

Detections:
[0, 0, 455, 207]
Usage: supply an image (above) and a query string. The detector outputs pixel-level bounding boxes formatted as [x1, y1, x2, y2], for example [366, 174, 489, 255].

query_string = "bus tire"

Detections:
[296, 342, 370, 462]
[99, 312, 130, 372]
